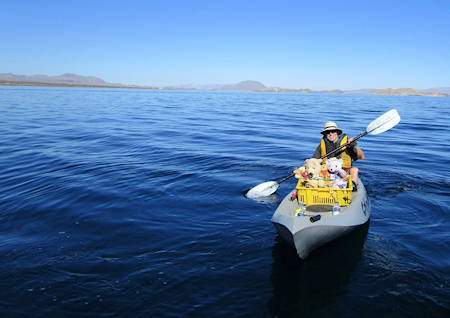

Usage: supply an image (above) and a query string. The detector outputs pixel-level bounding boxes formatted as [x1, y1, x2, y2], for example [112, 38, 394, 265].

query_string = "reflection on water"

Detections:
[266, 223, 369, 317]
[243, 192, 280, 204]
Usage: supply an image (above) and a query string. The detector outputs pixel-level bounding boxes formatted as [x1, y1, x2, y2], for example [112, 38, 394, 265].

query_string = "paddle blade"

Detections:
[245, 181, 279, 198]
[366, 109, 401, 135]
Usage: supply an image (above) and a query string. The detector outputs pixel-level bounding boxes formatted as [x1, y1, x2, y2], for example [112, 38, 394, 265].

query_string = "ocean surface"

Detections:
[0, 86, 449, 317]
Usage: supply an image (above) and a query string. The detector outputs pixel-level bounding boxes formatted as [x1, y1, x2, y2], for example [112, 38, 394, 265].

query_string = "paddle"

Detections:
[245, 109, 401, 198]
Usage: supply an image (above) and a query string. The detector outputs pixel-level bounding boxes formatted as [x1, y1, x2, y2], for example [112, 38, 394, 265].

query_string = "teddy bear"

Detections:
[294, 158, 325, 188]
[325, 157, 348, 189]
[319, 162, 331, 187]
[293, 165, 306, 180]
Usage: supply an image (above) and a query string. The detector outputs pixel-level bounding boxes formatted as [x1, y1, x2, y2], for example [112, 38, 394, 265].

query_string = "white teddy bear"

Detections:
[325, 157, 348, 189]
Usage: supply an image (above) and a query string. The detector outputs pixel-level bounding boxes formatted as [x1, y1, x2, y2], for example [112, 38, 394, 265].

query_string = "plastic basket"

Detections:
[296, 179, 352, 206]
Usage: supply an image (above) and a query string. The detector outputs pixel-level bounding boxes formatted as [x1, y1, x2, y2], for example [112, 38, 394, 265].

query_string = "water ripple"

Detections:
[0, 87, 449, 317]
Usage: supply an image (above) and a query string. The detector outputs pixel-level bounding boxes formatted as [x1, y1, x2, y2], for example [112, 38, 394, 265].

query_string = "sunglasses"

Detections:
[326, 130, 339, 134]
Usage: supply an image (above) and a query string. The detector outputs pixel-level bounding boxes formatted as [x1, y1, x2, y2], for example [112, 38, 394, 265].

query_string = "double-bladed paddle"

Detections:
[245, 109, 401, 198]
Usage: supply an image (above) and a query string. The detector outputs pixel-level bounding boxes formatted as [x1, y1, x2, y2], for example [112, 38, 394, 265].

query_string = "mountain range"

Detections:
[0, 73, 114, 86]
[216, 80, 449, 96]
[0, 73, 448, 97]
[0, 73, 155, 89]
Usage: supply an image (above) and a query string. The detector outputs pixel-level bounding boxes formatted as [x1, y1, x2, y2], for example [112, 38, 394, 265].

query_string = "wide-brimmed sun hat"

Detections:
[321, 121, 342, 135]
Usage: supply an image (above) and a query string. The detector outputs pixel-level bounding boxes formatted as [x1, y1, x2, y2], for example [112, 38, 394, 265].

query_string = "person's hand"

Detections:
[347, 137, 356, 152]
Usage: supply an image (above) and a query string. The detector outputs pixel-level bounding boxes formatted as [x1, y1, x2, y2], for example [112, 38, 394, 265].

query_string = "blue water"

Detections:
[0, 86, 449, 317]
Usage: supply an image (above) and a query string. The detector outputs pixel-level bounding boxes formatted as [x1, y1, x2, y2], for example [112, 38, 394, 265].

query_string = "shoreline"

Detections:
[0, 81, 159, 90]
[0, 81, 448, 97]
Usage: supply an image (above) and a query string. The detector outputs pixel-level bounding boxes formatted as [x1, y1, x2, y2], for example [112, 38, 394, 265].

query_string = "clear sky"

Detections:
[1, 0, 449, 90]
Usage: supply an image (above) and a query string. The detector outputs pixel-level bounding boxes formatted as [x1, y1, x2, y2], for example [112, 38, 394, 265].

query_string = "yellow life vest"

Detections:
[320, 134, 352, 168]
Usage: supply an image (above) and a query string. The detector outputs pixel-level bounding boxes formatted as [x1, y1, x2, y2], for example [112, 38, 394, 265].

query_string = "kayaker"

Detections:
[312, 121, 365, 190]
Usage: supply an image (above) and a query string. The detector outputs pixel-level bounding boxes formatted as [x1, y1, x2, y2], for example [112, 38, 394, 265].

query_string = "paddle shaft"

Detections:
[276, 131, 367, 184]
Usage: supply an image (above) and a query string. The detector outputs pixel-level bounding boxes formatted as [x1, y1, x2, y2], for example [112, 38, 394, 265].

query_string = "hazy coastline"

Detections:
[1, 73, 448, 97]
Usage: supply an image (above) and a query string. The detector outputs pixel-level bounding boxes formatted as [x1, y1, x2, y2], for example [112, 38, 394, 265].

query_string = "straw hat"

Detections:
[321, 121, 342, 135]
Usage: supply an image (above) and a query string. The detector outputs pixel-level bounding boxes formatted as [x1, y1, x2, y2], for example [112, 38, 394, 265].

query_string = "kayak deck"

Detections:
[271, 179, 370, 258]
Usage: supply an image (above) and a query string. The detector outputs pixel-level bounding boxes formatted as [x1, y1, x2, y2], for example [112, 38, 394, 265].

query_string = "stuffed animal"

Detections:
[293, 165, 307, 179]
[294, 158, 325, 188]
[325, 157, 348, 189]
[320, 162, 331, 187]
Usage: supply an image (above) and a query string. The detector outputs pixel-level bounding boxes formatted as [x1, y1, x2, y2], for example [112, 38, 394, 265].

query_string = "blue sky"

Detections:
[1, 0, 449, 90]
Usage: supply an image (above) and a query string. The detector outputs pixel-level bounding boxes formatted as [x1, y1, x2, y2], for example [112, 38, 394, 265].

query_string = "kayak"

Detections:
[249, 109, 399, 258]
[271, 178, 370, 259]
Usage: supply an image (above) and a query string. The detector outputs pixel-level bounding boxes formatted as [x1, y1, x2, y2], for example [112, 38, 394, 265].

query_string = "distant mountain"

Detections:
[217, 81, 448, 96]
[421, 87, 450, 94]
[343, 89, 372, 94]
[318, 89, 344, 94]
[221, 80, 266, 91]
[297, 88, 313, 93]
[366, 88, 448, 97]
[0, 73, 122, 86]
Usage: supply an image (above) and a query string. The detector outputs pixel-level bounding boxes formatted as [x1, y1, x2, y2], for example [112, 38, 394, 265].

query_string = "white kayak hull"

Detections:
[271, 179, 370, 259]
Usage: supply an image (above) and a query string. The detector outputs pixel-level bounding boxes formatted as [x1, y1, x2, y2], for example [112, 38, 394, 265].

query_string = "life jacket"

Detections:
[320, 134, 352, 168]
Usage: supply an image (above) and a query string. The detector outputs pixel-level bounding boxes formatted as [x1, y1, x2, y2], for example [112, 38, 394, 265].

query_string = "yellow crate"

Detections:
[296, 179, 352, 206]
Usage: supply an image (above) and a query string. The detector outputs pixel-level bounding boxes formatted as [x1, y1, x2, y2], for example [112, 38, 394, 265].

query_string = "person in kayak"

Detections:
[312, 121, 365, 190]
